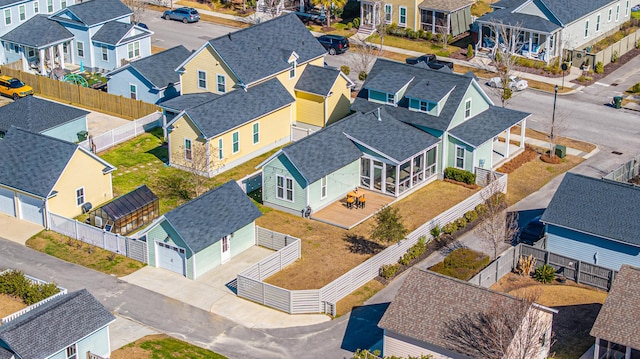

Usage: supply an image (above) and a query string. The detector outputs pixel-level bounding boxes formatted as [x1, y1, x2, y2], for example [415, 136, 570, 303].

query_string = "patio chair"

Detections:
[346, 196, 355, 209]
[358, 195, 366, 209]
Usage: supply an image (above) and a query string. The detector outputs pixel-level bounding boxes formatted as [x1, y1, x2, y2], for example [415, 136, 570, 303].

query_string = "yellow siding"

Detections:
[168, 115, 207, 170]
[387, 0, 419, 30]
[296, 91, 325, 128]
[48, 150, 113, 218]
[326, 75, 352, 125]
[180, 46, 239, 95]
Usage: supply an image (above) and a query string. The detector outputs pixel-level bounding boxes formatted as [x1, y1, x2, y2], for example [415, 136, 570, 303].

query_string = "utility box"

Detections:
[613, 96, 623, 109]
[77, 130, 88, 142]
[555, 145, 566, 159]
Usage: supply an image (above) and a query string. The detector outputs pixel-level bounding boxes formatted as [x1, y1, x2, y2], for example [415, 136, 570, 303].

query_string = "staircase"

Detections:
[356, 24, 376, 39]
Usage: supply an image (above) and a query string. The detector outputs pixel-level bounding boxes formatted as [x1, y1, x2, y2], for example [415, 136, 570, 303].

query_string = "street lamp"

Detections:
[550, 85, 558, 157]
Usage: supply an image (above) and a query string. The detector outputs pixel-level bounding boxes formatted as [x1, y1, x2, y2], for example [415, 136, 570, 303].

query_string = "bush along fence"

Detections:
[79, 111, 162, 153]
[0, 66, 160, 120]
[569, 28, 640, 70]
[0, 269, 67, 324]
[47, 212, 147, 263]
[236, 172, 508, 316]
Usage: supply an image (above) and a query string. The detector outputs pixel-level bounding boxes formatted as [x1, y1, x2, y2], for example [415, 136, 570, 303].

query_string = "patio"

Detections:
[493, 141, 523, 168]
[311, 188, 395, 229]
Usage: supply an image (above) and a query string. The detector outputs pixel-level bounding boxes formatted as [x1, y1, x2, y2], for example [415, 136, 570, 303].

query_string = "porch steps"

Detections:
[356, 25, 376, 39]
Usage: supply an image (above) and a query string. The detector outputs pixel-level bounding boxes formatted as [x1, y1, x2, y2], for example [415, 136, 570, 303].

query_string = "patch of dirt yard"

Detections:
[492, 273, 607, 359]
[111, 334, 227, 359]
[0, 293, 26, 318]
[262, 180, 478, 290]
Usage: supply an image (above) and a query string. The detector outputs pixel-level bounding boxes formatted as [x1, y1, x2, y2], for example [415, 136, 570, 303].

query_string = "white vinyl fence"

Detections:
[603, 154, 640, 183]
[48, 213, 147, 263]
[80, 111, 162, 153]
[1, 270, 68, 324]
[237, 174, 508, 315]
[291, 125, 314, 142]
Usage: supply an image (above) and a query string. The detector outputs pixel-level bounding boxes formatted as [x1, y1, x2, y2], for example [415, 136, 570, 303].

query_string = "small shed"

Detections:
[89, 185, 159, 234]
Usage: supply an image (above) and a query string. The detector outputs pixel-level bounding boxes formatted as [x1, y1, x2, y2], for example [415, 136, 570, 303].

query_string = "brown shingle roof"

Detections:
[378, 268, 526, 350]
[590, 265, 640, 349]
[418, 0, 474, 12]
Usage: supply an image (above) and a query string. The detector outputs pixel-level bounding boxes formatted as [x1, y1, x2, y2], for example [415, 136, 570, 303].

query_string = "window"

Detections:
[584, 20, 589, 37]
[464, 99, 471, 119]
[218, 138, 223, 159]
[321, 176, 327, 199]
[455, 146, 465, 169]
[61, 0, 66, 8]
[47, 0, 53, 12]
[34, 1, 39, 13]
[66, 344, 77, 359]
[197, 70, 206, 89]
[625, 0, 629, 16]
[4, 9, 11, 25]
[276, 175, 294, 201]
[252, 122, 259, 144]
[75, 188, 85, 206]
[19, 5, 25, 21]
[616, 5, 620, 21]
[386, 93, 395, 104]
[384, 4, 392, 23]
[399, 6, 406, 26]
[101, 45, 108, 61]
[129, 84, 137, 100]
[608, 8, 612, 22]
[288, 60, 296, 78]
[127, 41, 140, 59]
[184, 138, 192, 160]
[232, 131, 239, 153]
[216, 74, 225, 93]
[28, 47, 34, 57]
[77, 41, 84, 57]
[596, 14, 601, 32]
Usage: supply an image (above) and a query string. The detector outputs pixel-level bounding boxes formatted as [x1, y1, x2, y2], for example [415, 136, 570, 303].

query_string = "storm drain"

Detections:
[612, 151, 623, 155]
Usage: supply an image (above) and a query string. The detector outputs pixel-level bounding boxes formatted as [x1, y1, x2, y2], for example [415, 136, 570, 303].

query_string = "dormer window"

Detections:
[387, 93, 395, 104]
[289, 60, 296, 79]
[464, 99, 472, 119]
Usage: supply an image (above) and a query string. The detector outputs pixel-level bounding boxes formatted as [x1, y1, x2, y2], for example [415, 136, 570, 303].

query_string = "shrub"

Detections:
[370, 205, 408, 243]
[401, 237, 427, 265]
[429, 248, 490, 280]
[358, 71, 368, 81]
[442, 222, 458, 235]
[430, 225, 442, 238]
[380, 264, 400, 279]
[611, 50, 619, 63]
[0, 270, 60, 305]
[595, 61, 604, 74]
[443, 167, 476, 185]
[534, 264, 556, 283]
[424, 31, 433, 41]
[345, 22, 353, 30]
[455, 217, 467, 229]
[467, 44, 474, 58]
[475, 203, 488, 216]
[464, 210, 478, 223]
[630, 82, 640, 93]
[417, 29, 425, 39]
[405, 28, 415, 39]
[340, 65, 351, 75]
[352, 17, 360, 28]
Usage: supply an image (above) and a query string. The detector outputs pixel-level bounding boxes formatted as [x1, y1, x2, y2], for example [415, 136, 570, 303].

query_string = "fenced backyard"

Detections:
[0, 66, 159, 119]
[603, 154, 640, 183]
[570, 29, 640, 69]
[0, 270, 68, 324]
[79, 111, 162, 153]
[237, 173, 508, 316]
[47, 212, 147, 263]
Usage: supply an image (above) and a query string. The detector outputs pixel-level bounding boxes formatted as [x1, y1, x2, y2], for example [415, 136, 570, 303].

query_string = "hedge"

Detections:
[444, 167, 476, 185]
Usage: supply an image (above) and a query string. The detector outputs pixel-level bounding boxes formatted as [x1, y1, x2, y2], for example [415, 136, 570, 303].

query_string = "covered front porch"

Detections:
[477, 22, 561, 64]
[418, 0, 473, 37]
[492, 123, 526, 169]
[359, 0, 382, 33]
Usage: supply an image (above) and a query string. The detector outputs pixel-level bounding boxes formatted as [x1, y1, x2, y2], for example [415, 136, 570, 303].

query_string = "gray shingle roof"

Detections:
[477, 8, 561, 33]
[113, 46, 191, 89]
[0, 289, 115, 359]
[1, 15, 73, 48]
[0, 0, 25, 9]
[294, 65, 340, 96]
[182, 78, 294, 139]
[159, 92, 220, 112]
[418, 0, 474, 12]
[540, 173, 640, 247]
[543, 0, 615, 25]
[0, 346, 13, 359]
[378, 268, 527, 352]
[0, 96, 89, 134]
[91, 21, 134, 45]
[208, 13, 327, 85]
[164, 181, 262, 253]
[448, 105, 529, 147]
[59, 0, 132, 26]
[365, 71, 415, 95]
[351, 97, 451, 132]
[591, 265, 640, 350]
[404, 79, 455, 104]
[491, 0, 526, 9]
[0, 127, 78, 197]
[280, 108, 439, 184]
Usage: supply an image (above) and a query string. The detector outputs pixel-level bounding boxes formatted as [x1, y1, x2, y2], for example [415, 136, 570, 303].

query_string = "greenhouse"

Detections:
[89, 185, 159, 235]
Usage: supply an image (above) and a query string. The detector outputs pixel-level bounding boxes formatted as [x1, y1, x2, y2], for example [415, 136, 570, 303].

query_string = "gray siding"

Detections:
[383, 330, 472, 359]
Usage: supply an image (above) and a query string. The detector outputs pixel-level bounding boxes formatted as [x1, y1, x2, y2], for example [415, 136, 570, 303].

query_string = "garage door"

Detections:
[156, 241, 186, 276]
[18, 194, 44, 226]
[0, 187, 15, 217]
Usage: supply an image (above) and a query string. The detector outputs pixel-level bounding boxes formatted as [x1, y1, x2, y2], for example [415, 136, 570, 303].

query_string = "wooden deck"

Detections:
[310, 189, 395, 229]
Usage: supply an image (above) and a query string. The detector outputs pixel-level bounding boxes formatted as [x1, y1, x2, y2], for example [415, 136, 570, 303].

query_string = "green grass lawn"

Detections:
[99, 128, 280, 215]
[367, 34, 460, 57]
[632, 11, 640, 20]
[112, 335, 227, 359]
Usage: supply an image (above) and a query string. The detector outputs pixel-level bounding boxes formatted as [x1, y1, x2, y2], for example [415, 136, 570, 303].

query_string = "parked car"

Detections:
[517, 215, 546, 245]
[0, 75, 33, 100]
[162, 7, 200, 23]
[631, 4, 640, 11]
[317, 35, 349, 55]
[133, 22, 149, 29]
[405, 54, 454, 70]
[487, 75, 528, 91]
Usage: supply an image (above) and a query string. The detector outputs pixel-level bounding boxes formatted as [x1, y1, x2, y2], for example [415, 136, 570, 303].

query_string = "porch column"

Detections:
[520, 119, 525, 148]
[494, 26, 499, 48]
[626, 346, 631, 359]
[528, 35, 533, 59]
[446, 13, 451, 36]
[395, 164, 399, 196]
[69, 41, 75, 64]
[505, 129, 510, 157]
[432, 10, 435, 33]
[48, 46, 54, 71]
[39, 48, 46, 74]
[57, 43, 64, 68]
[593, 338, 600, 359]
[544, 35, 550, 64]
[20, 48, 28, 72]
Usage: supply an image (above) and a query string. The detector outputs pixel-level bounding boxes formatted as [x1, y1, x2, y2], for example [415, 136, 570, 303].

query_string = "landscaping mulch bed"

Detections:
[497, 145, 539, 174]
[571, 48, 640, 86]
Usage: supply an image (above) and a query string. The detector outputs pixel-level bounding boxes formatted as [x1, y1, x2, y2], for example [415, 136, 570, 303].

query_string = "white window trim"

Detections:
[47, 0, 53, 12]
[232, 131, 239, 154]
[464, 98, 472, 119]
[129, 83, 137, 99]
[66, 343, 77, 359]
[595, 13, 601, 32]
[625, 0, 629, 16]
[616, 5, 620, 21]
[197, 70, 207, 90]
[101, 45, 108, 61]
[276, 175, 295, 202]
[398, 6, 407, 26]
[216, 73, 225, 94]
[252, 122, 259, 145]
[386, 93, 395, 104]
[288, 60, 296, 79]
[75, 187, 85, 207]
[61, 0, 66, 8]
[33, 1, 39, 13]
[320, 176, 327, 199]
[77, 41, 84, 58]
[455, 145, 465, 169]
[218, 138, 223, 160]
[127, 41, 140, 60]
[608, 8, 612, 22]
[384, 4, 392, 24]
[184, 138, 192, 161]
[4, 9, 11, 26]
[584, 20, 589, 38]
[18, 5, 25, 22]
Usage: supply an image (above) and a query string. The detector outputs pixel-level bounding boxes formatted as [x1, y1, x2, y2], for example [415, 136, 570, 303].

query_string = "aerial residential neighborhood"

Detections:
[0, 0, 638, 357]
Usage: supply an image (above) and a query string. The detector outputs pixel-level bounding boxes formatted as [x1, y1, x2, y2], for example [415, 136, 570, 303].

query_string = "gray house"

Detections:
[106, 45, 192, 104]
[0, 96, 89, 142]
[0, 289, 115, 359]
[541, 173, 640, 271]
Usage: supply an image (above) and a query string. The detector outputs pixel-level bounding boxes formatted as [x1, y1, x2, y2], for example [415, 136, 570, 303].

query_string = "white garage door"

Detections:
[0, 187, 15, 217]
[18, 194, 44, 226]
[156, 241, 186, 276]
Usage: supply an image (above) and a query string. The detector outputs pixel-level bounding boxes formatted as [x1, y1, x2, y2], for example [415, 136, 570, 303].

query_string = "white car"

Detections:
[487, 75, 528, 91]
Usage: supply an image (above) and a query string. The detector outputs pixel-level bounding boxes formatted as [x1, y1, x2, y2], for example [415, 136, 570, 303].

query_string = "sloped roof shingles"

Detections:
[59, 0, 132, 26]
[113, 45, 191, 89]
[1, 15, 74, 47]
[0, 96, 89, 133]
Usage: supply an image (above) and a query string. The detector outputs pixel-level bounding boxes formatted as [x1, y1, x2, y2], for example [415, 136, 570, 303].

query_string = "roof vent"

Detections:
[227, 33, 232, 40]
[426, 80, 429, 86]
[377, 108, 381, 121]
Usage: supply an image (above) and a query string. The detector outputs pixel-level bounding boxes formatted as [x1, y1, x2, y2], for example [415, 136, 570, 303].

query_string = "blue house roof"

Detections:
[163, 181, 262, 253]
[53, 0, 132, 26]
[1, 15, 74, 48]
[108, 46, 191, 89]
[448, 106, 529, 147]
[541, 173, 640, 247]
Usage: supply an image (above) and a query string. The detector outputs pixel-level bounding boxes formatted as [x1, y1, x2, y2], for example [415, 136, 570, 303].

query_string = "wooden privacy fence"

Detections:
[47, 212, 148, 263]
[603, 153, 640, 183]
[237, 173, 508, 316]
[469, 245, 517, 288]
[0, 66, 159, 119]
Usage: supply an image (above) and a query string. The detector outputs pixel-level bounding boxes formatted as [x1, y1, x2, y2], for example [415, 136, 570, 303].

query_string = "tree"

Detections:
[123, 0, 147, 24]
[370, 205, 408, 243]
[475, 178, 518, 259]
[350, 38, 381, 82]
[485, 20, 524, 107]
[312, 0, 347, 29]
[443, 289, 553, 359]
[434, 18, 451, 50]
[173, 140, 221, 197]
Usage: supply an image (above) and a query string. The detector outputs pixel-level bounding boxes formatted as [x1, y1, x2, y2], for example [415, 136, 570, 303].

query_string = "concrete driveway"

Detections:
[121, 246, 330, 329]
[0, 214, 43, 245]
[86, 110, 130, 137]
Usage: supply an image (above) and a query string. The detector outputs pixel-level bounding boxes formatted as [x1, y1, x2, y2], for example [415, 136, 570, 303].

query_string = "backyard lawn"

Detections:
[0, 294, 26, 319]
[367, 34, 460, 57]
[111, 334, 227, 359]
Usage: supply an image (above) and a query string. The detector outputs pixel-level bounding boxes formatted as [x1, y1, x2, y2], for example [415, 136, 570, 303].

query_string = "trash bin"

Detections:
[77, 130, 88, 142]
[555, 144, 566, 159]
[613, 96, 623, 109]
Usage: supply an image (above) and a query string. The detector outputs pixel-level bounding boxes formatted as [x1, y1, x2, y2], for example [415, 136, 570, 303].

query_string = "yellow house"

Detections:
[0, 127, 115, 226]
[166, 78, 295, 176]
